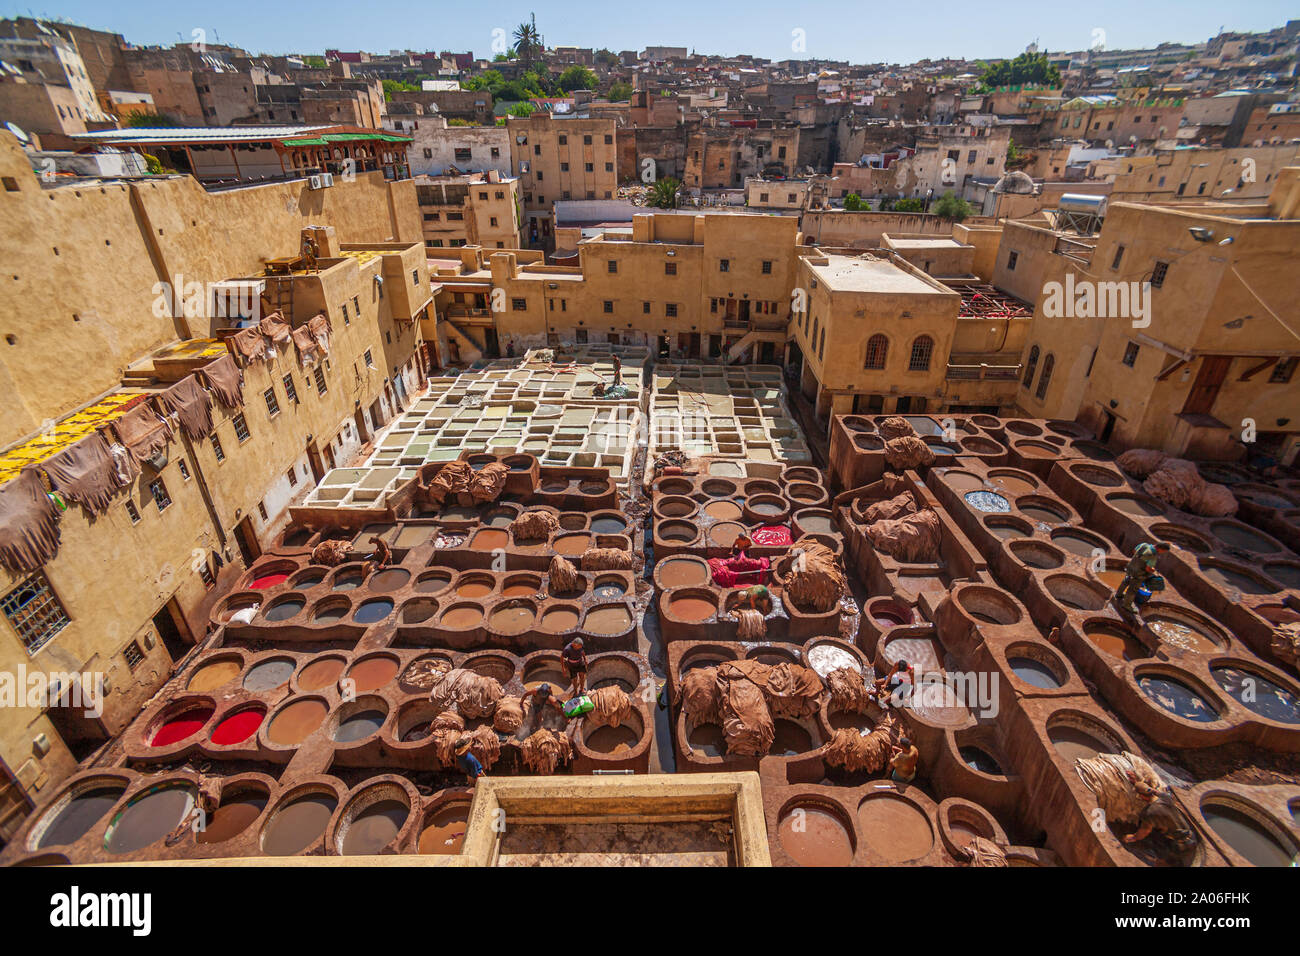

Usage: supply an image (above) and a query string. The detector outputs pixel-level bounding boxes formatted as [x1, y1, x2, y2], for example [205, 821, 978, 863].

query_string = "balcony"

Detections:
[946, 362, 1022, 381]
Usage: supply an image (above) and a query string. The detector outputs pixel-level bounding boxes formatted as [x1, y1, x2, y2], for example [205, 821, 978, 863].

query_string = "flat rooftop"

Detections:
[803, 254, 947, 295]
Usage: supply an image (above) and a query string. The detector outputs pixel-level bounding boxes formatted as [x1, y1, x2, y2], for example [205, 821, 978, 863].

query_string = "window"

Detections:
[760, 192, 769, 203]
[490, 217, 498, 227]
[412, 270, 419, 286]
[584, 163, 593, 173]
[608, 260, 618, 274]
[1006, 251, 1019, 271]
[512, 298, 527, 311]
[495, 191, 504, 199]
[123, 640, 144, 670]
[665, 262, 676, 275]
[762, 260, 772, 275]
[257, 501, 268, 521]
[232, 413, 250, 443]
[314, 366, 327, 395]
[283, 374, 298, 404]
[533, 144, 541, 156]
[491, 147, 500, 158]
[150, 478, 171, 512]
[583, 135, 592, 145]
[199, 559, 215, 589]
[719, 259, 729, 273]
[454, 147, 472, 162]
[1150, 261, 1169, 288]
[340, 302, 349, 323]
[1023, 345, 1040, 386]
[446, 212, 464, 221]
[479, 192, 488, 201]
[2, 573, 70, 654]
[364, 349, 374, 369]
[178, 459, 191, 481]
[352, 295, 360, 314]
[1111, 245, 1125, 270]
[1122, 342, 1140, 367]
[605, 163, 613, 172]
[908, 335, 934, 372]
[1269, 357, 1297, 383]
[665, 303, 678, 317]
[604, 135, 613, 145]
[864, 334, 888, 370]
[1035, 354, 1055, 400]
[576, 328, 588, 343]
[603, 301, 614, 314]
[968, 150, 977, 163]
[643, 301, 651, 314]
[125, 500, 141, 524]
[264, 387, 280, 417]
[558, 135, 567, 145]
[287, 467, 298, 488]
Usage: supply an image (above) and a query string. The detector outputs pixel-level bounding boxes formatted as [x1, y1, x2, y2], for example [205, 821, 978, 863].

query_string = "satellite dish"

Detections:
[5, 121, 29, 145]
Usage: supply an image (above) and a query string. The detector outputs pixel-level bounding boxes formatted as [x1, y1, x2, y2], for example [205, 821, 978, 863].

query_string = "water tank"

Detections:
[1057, 193, 1108, 216]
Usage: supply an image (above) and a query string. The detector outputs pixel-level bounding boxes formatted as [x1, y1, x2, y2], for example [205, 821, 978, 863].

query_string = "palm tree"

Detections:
[513, 15, 541, 70]
[647, 177, 681, 210]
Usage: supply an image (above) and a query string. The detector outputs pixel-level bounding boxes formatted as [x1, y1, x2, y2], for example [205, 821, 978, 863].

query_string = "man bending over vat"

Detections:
[888, 737, 920, 785]
[1122, 772, 1196, 854]
[519, 682, 568, 734]
[1114, 541, 1170, 614]
[455, 738, 487, 787]
[363, 535, 392, 578]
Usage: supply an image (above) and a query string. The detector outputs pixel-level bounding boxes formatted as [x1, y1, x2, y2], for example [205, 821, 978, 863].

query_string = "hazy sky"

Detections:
[2, 0, 1294, 65]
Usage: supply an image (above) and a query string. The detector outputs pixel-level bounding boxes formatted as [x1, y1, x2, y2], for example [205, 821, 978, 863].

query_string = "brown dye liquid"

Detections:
[490, 605, 535, 633]
[945, 472, 984, 492]
[297, 657, 346, 691]
[1085, 625, 1146, 661]
[857, 797, 933, 862]
[828, 711, 871, 732]
[584, 606, 631, 634]
[703, 499, 743, 521]
[540, 608, 579, 631]
[268, 699, 328, 745]
[347, 657, 399, 692]
[585, 723, 639, 754]
[708, 522, 745, 547]
[188, 659, 241, 692]
[340, 799, 408, 855]
[1201, 565, 1269, 594]
[369, 568, 410, 592]
[769, 720, 812, 755]
[687, 723, 726, 757]
[1053, 532, 1099, 556]
[416, 575, 451, 594]
[418, 804, 470, 855]
[1110, 496, 1162, 517]
[394, 526, 430, 549]
[502, 583, 539, 597]
[262, 795, 336, 856]
[989, 474, 1036, 495]
[1021, 505, 1065, 524]
[987, 523, 1026, 540]
[457, 582, 493, 598]
[1014, 547, 1061, 569]
[197, 793, 267, 844]
[948, 821, 981, 848]
[1215, 524, 1272, 552]
[1147, 617, 1218, 653]
[105, 786, 194, 855]
[1049, 726, 1113, 763]
[1096, 570, 1125, 590]
[471, 529, 509, 551]
[670, 596, 716, 621]
[778, 807, 854, 867]
[442, 605, 484, 629]
[554, 534, 593, 555]
[749, 500, 785, 517]
[660, 558, 709, 588]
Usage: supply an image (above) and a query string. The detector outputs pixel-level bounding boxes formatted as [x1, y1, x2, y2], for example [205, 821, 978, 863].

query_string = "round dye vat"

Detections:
[658, 520, 698, 543]
[297, 657, 346, 691]
[353, 599, 395, 625]
[267, 698, 328, 745]
[592, 580, 627, 601]
[748, 498, 786, 517]
[986, 520, 1030, 540]
[415, 573, 452, 594]
[332, 572, 363, 591]
[104, 785, 195, 855]
[471, 528, 510, 551]
[702, 499, 743, 521]
[1108, 495, 1163, 517]
[584, 605, 632, 635]
[263, 599, 304, 622]
[965, 490, 1009, 513]
[807, 643, 861, 678]
[707, 521, 746, 548]
[869, 601, 912, 628]
[210, 709, 265, 745]
[796, 512, 833, 535]
[36, 786, 124, 849]
[341, 799, 409, 855]
[502, 579, 541, 598]
[150, 706, 214, 747]
[490, 603, 536, 634]
[196, 791, 267, 845]
[769, 720, 812, 756]
[1084, 623, 1146, 661]
[1202, 803, 1295, 867]
[244, 659, 295, 692]
[1145, 615, 1221, 654]
[347, 657, 399, 693]
[418, 803, 470, 855]
[944, 471, 985, 492]
[1073, 465, 1123, 488]
[369, 568, 410, 593]
[1020, 504, 1066, 525]
[553, 533, 593, 555]
[960, 747, 1002, 775]
[187, 659, 241, 692]
[1264, 563, 1300, 589]
[987, 473, 1036, 495]
[1199, 564, 1271, 595]
[1009, 541, 1063, 570]
[590, 515, 627, 534]
[334, 709, 387, 742]
[1212, 667, 1300, 724]
[669, 595, 716, 622]
[585, 723, 640, 754]
[1052, 531, 1104, 557]
[313, 602, 349, 623]
[1213, 523, 1275, 552]
[857, 796, 933, 863]
[483, 509, 516, 528]
[885, 636, 943, 675]
[262, 794, 337, 856]
[441, 604, 484, 629]
[456, 580, 494, 599]
[659, 558, 709, 588]
[778, 805, 854, 866]
[250, 571, 289, 590]
[1048, 724, 1116, 763]
[1095, 569, 1126, 591]
[1009, 657, 1061, 689]
[540, 607, 580, 632]
[687, 723, 727, 757]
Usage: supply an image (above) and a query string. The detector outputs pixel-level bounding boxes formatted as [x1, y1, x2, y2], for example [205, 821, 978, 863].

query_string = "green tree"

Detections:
[125, 111, 183, 128]
[493, 52, 509, 62]
[843, 192, 865, 211]
[301, 55, 326, 69]
[381, 79, 419, 100]
[507, 102, 537, 118]
[447, 118, 472, 126]
[558, 64, 598, 92]
[607, 80, 633, 102]
[977, 51, 1061, 91]
[142, 152, 164, 174]
[892, 197, 925, 212]
[932, 190, 975, 221]
[647, 176, 681, 209]
[513, 17, 541, 70]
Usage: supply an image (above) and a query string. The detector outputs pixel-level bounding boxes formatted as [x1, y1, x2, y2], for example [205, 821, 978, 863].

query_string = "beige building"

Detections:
[415, 171, 522, 251]
[1090, 144, 1300, 203]
[507, 114, 619, 247]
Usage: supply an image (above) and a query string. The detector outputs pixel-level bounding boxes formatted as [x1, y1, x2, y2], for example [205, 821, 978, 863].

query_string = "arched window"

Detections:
[864, 334, 888, 370]
[908, 335, 933, 372]
[1035, 353, 1055, 400]
[1023, 345, 1040, 387]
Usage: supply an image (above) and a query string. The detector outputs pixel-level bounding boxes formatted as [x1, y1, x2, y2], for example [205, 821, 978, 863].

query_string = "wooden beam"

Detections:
[1156, 358, 1187, 381]
[1237, 356, 1278, 381]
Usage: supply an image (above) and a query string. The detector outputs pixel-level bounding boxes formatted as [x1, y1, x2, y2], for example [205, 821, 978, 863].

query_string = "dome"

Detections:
[993, 171, 1036, 194]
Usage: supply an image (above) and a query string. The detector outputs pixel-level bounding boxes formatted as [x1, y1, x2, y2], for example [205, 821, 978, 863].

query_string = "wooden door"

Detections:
[1182, 356, 1231, 416]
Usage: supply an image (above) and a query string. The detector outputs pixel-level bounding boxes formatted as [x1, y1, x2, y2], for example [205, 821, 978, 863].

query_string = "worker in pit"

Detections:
[888, 736, 920, 785]
[454, 738, 486, 787]
[561, 637, 588, 697]
[363, 535, 392, 578]
[874, 658, 916, 709]
[611, 353, 622, 387]
[1121, 773, 1196, 853]
[733, 583, 773, 616]
[520, 683, 567, 732]
[1114, 541, 1171, 614]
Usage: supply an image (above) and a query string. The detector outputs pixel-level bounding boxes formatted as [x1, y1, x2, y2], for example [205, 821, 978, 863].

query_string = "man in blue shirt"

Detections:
[455, 738, 485, 787]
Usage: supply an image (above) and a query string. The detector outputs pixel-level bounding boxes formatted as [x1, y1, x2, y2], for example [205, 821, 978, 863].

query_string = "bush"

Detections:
[843, 192, 865, 211]
[932, 191, 975, 221]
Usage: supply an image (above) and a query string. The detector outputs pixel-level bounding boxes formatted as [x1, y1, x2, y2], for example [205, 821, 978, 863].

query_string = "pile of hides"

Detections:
[429, 710, 467, 763]
[587, 685, 632, 728]
[877, 416, 915, 440]
[197, 354, 244, 410]
[1271, 621, 1300, 669]
[679, 667, 723, 726]
[1075, 750, 1166, 824]
[1116, 448, 1171, 479]
[735, 608, 766, 640]
[957, 836, 1008, 867]
[750, 525, 793, 548]
[1119, 449, 1237, 517]
[231, 325, 271, 366]
[307, 313, 331, 354]
[468, 462, 510, 504]
[510, 509, 559, 542]
[461, 724, 502, 769]
[259, 313, 292, 352]
[493, 696, 525, 734]
[520, 728, 573, 774]
[402, 658, 453, 693]
[826, 666, 873, 714]
[291, 325, 321, 367]
[422, 460, 474, 507]
[0, 470, 61, 574]
[822, 714, 898, 773]
[580, 548, 633, 571]
[884, 435, 936, 470]
[428, 668, 503, 720]
[779, 540, 846, 613]
[717, 667, 774, 756]
[864, 509, 942, 563]
[861, 491, 917, 524]
[548, 555, 580, 593]
[111, 398, 174, 466]
[708, 554, 768, 589]
[158, 375, 215, 441]
[41, 432, 133, 516]
[753, 661, 825, 720]
[311, 539, 351, 566]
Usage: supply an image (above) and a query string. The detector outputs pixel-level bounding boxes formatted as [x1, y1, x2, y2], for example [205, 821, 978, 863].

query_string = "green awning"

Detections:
[280, 133, 411, 146]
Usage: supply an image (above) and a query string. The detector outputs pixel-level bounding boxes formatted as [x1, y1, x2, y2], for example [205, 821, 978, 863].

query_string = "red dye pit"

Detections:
[211, 709, 266, 745]
[251, 572, 290, 590]
[150, 706, 214, 747]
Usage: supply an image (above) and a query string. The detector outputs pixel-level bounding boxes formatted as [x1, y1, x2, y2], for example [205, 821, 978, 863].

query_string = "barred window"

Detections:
[211, 433, 225, 461]
[1023, 345, 1040, 387]
[908, 335, 934, 372]
[123, 640, 144, 670]
[314, 366, 327, 395]
[264, 387, 280, 418]
[2, 573, 71, 654]
[1036, 354, 1055, 400]
[864, 334, 888, 370]
[125, 500, 141, 523]
[150, 478, 171, 511]
[232, 413, 250, 443]
[283, 374, 298, 404]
